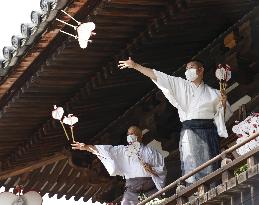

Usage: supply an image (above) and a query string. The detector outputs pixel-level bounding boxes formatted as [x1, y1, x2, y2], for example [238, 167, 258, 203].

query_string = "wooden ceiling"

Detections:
[0, 0, 259, 203]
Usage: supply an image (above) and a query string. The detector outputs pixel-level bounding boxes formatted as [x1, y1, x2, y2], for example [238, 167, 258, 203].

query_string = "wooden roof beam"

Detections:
[1, 0, 190, 170]
[91, 5, 259, 142]
[0, 153, 66, 181]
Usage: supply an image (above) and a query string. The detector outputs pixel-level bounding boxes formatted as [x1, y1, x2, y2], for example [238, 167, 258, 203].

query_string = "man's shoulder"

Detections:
[153, 69, 186, 82]
[110, 145, 127, 151]
[142, 143, 160, 154]
[204, 83, 220, 93]
[115, 145, 127, 149]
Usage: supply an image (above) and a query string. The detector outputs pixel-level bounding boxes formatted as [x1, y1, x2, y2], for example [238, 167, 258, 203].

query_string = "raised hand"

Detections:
[118, 57, 136, 69]
[118, 57, 157, 80]
[143, 162, 158, 177]
[220, 90, 227, 108]
[71, 142, 87, 151]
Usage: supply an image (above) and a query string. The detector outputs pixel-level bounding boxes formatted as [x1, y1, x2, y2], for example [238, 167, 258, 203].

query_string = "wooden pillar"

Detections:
[221, 158, 233, 183]
[176, 182, 188, 205]
[198, 184, 208, 196]
[198, 184, 209, 204]
[247, 156, 255, 168]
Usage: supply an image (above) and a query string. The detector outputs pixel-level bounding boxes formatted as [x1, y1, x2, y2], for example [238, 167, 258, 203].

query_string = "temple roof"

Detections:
[0, 0, 259, 203]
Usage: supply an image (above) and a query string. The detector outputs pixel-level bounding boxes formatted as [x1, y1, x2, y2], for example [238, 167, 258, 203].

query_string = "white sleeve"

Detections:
[214, 101, 233, 138]
[214, 106, 228, 138]
[214, 89, 233, 122]
[152, 69, 187, 111]
[143, 147, 167, 190]
[95, 145, 124, 177]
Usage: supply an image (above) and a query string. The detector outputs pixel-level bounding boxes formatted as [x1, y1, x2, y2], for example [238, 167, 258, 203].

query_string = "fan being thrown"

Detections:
[56, 10, 96, 49]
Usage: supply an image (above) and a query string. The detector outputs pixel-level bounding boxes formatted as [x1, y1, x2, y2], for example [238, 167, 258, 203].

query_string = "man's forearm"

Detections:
[84, 145, 98, 154]
[132, 63, 157, 81]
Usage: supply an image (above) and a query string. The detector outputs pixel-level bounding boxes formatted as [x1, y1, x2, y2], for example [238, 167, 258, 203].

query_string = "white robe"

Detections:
[95, 144, 167, 190]
[152, 69, 233, 138]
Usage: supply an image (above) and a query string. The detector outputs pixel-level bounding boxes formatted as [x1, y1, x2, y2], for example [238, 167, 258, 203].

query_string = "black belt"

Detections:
[182, 119, 215, 130]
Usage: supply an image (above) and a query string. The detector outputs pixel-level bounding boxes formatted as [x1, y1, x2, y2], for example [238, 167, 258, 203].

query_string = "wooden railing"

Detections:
[138, 132, 259, 205]
[138, 4, 259, 205]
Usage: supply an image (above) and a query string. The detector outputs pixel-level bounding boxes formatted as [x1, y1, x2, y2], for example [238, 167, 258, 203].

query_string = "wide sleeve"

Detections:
[95, 145, 124, 177]
[142, 147, 167, 190]
[214, 98, 233, 138]
[152, 69, 187, 112]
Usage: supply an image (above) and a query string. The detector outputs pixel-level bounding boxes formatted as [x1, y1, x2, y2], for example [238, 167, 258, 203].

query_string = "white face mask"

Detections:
[127, 134, 138, 144]
[185, 68, 198, 82]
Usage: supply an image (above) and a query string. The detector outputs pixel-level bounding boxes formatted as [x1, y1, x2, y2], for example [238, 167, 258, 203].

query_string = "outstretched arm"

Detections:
[118, 57, 157, 81]
[71, 142, 97, 154]
[72, 143, 124, 176]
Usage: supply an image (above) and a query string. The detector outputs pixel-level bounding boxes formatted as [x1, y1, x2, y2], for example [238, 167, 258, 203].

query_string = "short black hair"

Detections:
[190, 59, 205, 68]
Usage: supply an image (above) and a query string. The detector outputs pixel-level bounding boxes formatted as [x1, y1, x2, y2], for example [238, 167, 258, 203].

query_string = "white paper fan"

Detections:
[0, 192, 18, 204]
[236, 138, 250, 155]
[233, 113, 259, 156]
[56, 10, 96, 49]
[22, 191, 42, 205]
[51, 105, 64, 120]
[63, 114, 78, 126]
[126, 142, 141, 157]
[215, 64, 231, 81]
[0, 191, 42, 205]
[77, 22, 95, 49]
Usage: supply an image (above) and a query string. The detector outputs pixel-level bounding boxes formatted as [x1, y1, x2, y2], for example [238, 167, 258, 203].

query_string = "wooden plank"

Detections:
[171, 147, 259, 201]
[48, 162, 72, 197]
[0, 153, 66, 181]
[40, 159, 66, 195]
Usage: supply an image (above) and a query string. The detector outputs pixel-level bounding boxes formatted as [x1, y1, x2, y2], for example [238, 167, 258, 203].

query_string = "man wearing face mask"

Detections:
[71, 126, 167, 205]
[118, 58, 232, 185]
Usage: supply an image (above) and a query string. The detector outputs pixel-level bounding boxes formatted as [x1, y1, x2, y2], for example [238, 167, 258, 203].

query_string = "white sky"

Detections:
[0, 1, 40, 59]
[0, 1, 102, 204]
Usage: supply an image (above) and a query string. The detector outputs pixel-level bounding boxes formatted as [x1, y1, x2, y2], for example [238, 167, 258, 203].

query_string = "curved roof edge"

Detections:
[0, 0, 70, 83]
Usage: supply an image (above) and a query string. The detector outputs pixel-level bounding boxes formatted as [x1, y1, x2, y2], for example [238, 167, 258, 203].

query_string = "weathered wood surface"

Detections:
[181, 162, 259, 205]
[0, 0, 258, 203]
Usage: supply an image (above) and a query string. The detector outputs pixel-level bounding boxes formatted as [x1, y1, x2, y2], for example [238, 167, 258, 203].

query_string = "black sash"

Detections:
[182, 119, 215, 130]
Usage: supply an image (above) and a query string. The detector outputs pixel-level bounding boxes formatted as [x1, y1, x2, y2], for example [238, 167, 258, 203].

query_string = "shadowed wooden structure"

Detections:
[0, 0, 259, 203]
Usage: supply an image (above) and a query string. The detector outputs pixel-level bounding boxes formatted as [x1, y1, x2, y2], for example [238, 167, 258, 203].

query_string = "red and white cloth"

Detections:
[232, 113, 259, 155]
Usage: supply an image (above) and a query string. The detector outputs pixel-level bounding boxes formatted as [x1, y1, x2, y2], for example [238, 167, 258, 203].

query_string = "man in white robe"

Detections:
[118, 58, 232, 185]
[71, 126, 167, 205]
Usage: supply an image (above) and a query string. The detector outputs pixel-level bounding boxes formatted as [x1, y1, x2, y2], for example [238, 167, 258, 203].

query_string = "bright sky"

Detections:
[0, 1, 102, 204]
[0, 1, 40, 58]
